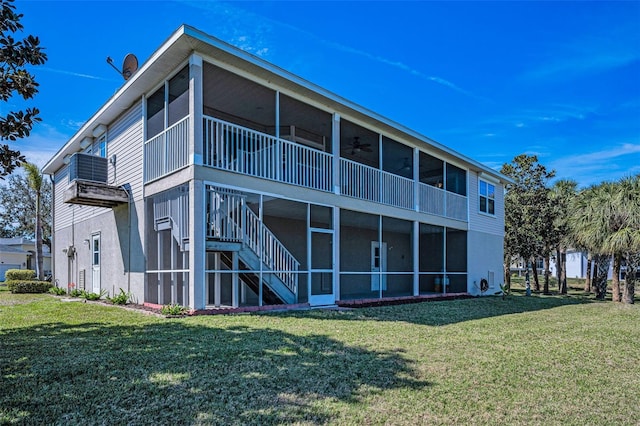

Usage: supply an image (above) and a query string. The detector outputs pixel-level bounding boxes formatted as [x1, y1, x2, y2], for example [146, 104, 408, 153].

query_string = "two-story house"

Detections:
[43, 25, 509, 311]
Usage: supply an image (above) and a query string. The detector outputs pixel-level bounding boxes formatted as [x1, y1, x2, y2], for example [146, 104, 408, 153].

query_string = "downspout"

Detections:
[121, 184, 132, 293]
[49, 175, 55, 284]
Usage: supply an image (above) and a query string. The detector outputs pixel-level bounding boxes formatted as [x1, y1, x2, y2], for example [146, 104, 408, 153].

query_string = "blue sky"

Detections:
[8, 0, 640, 188]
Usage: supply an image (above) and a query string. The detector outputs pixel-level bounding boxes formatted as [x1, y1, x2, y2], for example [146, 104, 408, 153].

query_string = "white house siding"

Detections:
[466, 172, 505, 295]
[51, 103, 145, 301]
[107, 103, 144, 199]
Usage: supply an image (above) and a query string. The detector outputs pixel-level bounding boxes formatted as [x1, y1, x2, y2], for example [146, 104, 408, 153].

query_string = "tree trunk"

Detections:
[584, 252, 592, 293]
[35, 191, 43, 281]
[504, 262, 511, 289]
[532, 259, 540, 292]
[556, 247, 562, 291]
[593, 254, 611, 300]
[611, 253, 622, 302]
[543, 253, 551, 294]
[560, 250, 567, 294]
[622, 252, 639, 304]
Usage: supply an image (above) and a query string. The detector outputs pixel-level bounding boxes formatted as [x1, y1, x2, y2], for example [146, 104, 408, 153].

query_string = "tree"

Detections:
[501, 154, 555, 292]
[611, 175, 640, 304]
[572, 183, 614, 300]
[0, 169, 51, 249]
[550, 179, 578, 294]
[571, 176, 640, 303]
[23, 162, 44, 279]
[0, 0, 47, 178]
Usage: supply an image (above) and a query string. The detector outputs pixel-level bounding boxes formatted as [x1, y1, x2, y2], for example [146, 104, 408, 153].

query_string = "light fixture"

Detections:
[79, 137, 93, 149]
[92, 124, 107, 137]
[63, 154, 72, 164]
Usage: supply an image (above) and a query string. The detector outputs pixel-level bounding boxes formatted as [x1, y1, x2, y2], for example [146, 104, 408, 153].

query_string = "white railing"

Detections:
[206, 190, 244, 241]
[153, 186, 190, 249]
[144, 116, 190, 182]
[203, 116, 332, 192]
[418, 182, 467, 221]
[340, 158, 415, 209]
[244, 206, 299, 295]
[340, 158, 382, 202]
[418, 183, 445, 216]
[446, 191, 468, 221]
[206, 186, 299, 295]
[382, 172, 414, 210]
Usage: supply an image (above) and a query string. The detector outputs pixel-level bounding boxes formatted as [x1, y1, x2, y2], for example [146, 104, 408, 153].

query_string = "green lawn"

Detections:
[1, 284, 639, 425]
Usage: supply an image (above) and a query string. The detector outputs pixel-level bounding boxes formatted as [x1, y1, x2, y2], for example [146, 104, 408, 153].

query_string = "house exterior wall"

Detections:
[46, 26, 510, 310]
[467, 171, 505, 294]
[51, 103, 145, 300]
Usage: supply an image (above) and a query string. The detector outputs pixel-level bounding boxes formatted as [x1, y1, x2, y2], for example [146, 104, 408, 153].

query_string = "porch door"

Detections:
[91, 234, 101, 294]
[371, 241, 387, 291]
[309, 230, 335, 306]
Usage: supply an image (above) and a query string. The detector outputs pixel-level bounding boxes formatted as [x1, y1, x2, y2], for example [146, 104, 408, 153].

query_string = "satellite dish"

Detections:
[106, 53, 138, 80]
[122, 53, 138, 80]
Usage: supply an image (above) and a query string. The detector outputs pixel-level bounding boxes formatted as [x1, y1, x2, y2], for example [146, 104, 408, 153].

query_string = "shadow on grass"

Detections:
[277, 291, 597, 326]
[0, 320, 429, 424]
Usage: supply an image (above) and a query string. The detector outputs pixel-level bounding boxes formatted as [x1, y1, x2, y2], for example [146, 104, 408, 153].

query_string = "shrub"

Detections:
[49, 286, 67, 296]
[69, 289, 84, 298]
[161, 303, 188, 316]
[81, 290, 107, 301]
[5, 269, 36, 281]
[6, 280, 52, 294]
[108, 289, 131, 305]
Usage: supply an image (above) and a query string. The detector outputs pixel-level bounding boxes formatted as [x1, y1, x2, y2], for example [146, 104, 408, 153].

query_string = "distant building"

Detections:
[0, 237, 51, 281]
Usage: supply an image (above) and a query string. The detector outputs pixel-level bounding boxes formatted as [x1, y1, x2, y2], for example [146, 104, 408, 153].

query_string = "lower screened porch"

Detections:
[145, 184, 468, 310]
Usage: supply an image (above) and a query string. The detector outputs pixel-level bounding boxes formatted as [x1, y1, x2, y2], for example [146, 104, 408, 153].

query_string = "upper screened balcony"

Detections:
[143, 59, 468, 222]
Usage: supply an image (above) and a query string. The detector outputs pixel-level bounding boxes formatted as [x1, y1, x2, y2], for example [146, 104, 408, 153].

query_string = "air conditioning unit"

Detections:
[69, 153, 108, 183]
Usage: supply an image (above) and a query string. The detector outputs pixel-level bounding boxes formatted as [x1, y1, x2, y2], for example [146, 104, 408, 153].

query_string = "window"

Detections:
[96, 134, 107, 158]
[479, 179, 495, 215]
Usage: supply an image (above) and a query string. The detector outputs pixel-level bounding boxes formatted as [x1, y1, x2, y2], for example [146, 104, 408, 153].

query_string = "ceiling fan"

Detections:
[343, 136, 373, 155]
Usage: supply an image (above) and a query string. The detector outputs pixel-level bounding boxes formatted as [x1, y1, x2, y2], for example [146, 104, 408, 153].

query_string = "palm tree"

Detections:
[23, 162, 44, 281]
[551, 179, 577, 294]
[571, 176, 640, 303]
[610, 175, 640, 304]
[571, 183, 614, 300]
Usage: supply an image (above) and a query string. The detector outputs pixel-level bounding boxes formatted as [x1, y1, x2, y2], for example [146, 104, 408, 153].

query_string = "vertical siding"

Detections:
[468, 172, 505, 237]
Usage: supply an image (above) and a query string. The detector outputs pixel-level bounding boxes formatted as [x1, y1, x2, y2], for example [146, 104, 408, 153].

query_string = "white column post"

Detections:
[157, 232, 163, 304]
[333, 207, 340, 301]
[275, 91, 281, 181]
[188, 180, 206, 310]
[232, 252, 239, 308]
[189, 55, 203, 166]
[413, 220, 419, 296]
[332, 113, 341, 194]
[171, 235, 177, 304]
[413, 147, 420, 212]
[214, 253, 221, 307]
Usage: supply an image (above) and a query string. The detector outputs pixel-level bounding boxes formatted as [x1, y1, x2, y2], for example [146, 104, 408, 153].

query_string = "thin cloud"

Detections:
[41, 67, 116, 81]
[523, 26, 640, 81]
[11, 123, 71, 168]
[549, 143, 640, 186]
[180, 0, 479, 99]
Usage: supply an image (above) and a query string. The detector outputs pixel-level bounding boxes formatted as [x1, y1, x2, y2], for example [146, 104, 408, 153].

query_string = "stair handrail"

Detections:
[243, 206, 299, 295]
[153, 188, 189, 250]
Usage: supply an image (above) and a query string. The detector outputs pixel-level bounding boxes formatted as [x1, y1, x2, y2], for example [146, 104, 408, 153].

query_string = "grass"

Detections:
[1, 283, 639, 425]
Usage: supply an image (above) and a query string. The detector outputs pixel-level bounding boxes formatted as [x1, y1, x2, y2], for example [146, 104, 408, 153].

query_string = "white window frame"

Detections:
[479, 179, 495, 215]
[96, 133, 107, 158]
